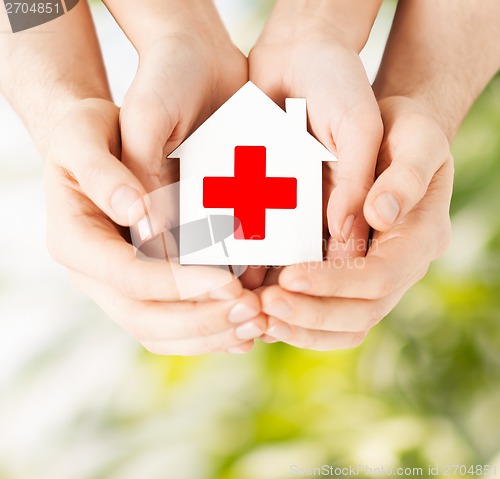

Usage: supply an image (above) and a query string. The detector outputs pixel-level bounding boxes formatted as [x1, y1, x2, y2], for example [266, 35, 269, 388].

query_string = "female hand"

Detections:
[44, 99, 266, 356]
[249, 0, 383, 248]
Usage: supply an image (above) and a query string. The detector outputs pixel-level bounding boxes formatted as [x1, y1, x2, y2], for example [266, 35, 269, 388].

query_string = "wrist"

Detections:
[27, 92, 111, 156]
[374, 80, 457, 142]
[105, 0, 232, 54]
[264, 0, 382, 53]
[377, 95, 452, 147]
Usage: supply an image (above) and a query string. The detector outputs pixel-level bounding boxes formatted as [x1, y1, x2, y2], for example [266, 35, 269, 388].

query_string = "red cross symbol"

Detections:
[203, 146, 297, 240]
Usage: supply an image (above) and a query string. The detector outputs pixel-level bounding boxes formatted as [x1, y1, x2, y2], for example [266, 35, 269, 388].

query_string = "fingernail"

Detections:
[267, 321, 292, 340]
[111, 186, 141, 220]
[341, 214, 355, 243]
[137, 216, 152, 241]
[228, 303, 259, 323]
[374, 193, 400, 225]
[284, 279, 311, 293]
[260, 334, 279, 344]
[264, 300, 292, 320]
[235, 321, 264, 340]
[227, 345, 250, 354]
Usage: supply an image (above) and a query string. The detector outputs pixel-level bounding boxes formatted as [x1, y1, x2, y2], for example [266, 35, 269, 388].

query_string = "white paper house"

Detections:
[168, 81, 337, 266]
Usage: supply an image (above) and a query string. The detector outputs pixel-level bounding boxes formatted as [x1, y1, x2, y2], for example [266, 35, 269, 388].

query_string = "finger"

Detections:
[264, 319, 367, 352]
[364, 98, 450, 231]
[70, 271, 262, 341]
[45, 166, 242, 301]
[73, 273, 267, 356]
[50, 100, 148, 227]
[120, 44, 208, 191]
[263, 266, 283, 286]
[120, 83, 177, 192]
[260, 335, 279, 344]
[279, 243, 429, 301]
[325, 214, 370, 261]
[326, 100, 383, 243]
[261, 284, 408, 333]
[239, 266, 268, 290]
[226, 341, 256, 354]
[321, 161, 370, 260]
[279, 159, 454, 300]
[304, 61, 382, 244]
[143, 325, 261, 356]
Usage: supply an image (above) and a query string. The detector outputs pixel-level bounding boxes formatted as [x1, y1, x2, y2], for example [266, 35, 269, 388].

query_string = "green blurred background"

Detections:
[0, 1, 499, 478]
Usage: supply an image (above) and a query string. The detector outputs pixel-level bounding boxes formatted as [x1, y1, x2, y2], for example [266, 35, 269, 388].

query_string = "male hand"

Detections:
[259, 96, 453, 350]
[44, 99, 265, 355]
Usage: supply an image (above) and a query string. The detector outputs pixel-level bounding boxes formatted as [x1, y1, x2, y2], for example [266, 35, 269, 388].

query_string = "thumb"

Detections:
[120, 80, 177, 193]
[364, 104, 450, 232]
[119, 42, 204, 192]
[60, 147, 148, 227]
[48, 99, 149, 228]
[326, 104, 383, 243]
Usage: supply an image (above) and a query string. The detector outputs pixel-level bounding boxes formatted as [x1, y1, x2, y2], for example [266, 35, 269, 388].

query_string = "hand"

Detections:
[44, 99, 266, 356]
[119, 11, 248, 192]
[259, 96, 453, 350]
[249, 2, 383, 248]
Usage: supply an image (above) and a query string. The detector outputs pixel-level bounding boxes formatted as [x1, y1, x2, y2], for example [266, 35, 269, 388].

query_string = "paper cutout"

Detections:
[168, 81, 337, 266]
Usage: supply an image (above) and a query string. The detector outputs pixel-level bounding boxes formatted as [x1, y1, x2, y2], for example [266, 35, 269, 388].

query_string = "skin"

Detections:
[239, 0, 383, 289]
[0, 2, 265, 356]
[2, 0, 498, 354]
[260, 98, 454, 349]
[261, 0, 500, 349]
[250, 0, 384, 246]
[102, 0, 249, 193]
[367, 0, 500, 230]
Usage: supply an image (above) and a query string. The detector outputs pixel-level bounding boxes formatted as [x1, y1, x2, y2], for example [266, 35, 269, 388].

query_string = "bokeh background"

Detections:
[1, 1, 500, 478]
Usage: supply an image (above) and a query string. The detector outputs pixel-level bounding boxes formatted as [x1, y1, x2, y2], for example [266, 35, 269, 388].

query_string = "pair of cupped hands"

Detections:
[44, 12, 453, 355]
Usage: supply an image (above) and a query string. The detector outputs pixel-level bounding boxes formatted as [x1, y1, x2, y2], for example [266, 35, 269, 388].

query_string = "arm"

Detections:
[365, 0, 500, 231]
[0, 3, 263, 355]
[0, 1, 110, 154]
[261, 0, 498, 350]
[374, 0, 500, 142]
[101, 0, 231, 52]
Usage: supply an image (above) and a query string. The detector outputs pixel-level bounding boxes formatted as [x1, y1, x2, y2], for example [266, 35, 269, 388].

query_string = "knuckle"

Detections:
[363, 304, 384, 330]
[308, 310, 327, 330]
[335, 173, 373, 195]
[370, 274, 398, 299]
[193, 313, 219, 338]
[434, 216, 452, 258]
[77, 161, 103, 189]
[116, 272, 144, 301]
[362, 301, 385, 333]
[400, 162, 428, 200]
[350, 332, 367, 348]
